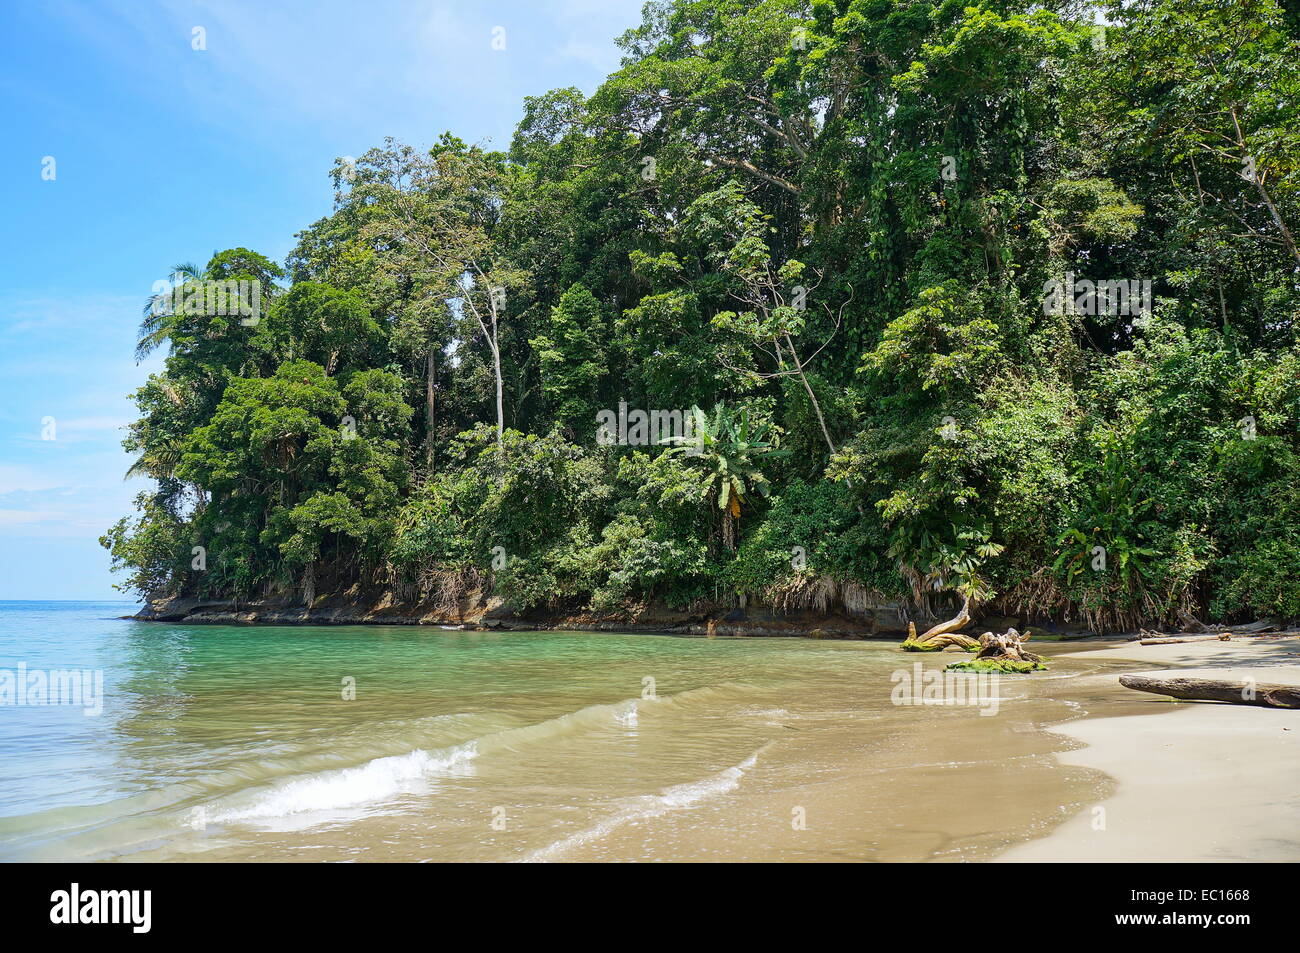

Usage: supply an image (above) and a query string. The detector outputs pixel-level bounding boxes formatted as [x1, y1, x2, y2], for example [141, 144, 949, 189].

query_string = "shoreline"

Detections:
[129, 593, 1112, 642]
[128, 593, 912, 639]
[996, 637, 1300, 863]
[120, 597, 1300, 861]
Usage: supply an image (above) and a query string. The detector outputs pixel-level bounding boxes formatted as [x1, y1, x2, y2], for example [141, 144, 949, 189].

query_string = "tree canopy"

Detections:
[105, 0, 1300, 632]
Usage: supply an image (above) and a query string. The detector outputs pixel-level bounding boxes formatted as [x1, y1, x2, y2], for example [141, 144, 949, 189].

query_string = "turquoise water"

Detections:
[0, 601, 1105, 862]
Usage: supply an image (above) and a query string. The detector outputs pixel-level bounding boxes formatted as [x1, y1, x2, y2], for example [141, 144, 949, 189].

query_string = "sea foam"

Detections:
[190, 743, 477, 828]
[188, 694, 656, 829]
[520, 749, 763, 862]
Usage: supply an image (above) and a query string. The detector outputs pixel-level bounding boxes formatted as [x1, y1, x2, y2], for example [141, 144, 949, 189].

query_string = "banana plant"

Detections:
[661, 404, 787, 550]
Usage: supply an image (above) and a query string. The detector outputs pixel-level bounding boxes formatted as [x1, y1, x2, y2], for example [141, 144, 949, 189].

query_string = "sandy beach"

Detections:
[997, 636, 1300, 862]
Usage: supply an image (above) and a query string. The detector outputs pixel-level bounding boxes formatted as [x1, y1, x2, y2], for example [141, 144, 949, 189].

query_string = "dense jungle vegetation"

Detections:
[104, 0, 1300, 632]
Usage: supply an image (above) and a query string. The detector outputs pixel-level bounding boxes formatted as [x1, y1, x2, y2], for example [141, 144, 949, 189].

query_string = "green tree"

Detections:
[529, 283, 608, 435]
[663, 403, 787, 551]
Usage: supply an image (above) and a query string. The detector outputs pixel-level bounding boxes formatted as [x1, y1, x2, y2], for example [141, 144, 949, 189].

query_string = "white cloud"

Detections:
[0, 509, 70, 527]
[42, 0, 645, 155]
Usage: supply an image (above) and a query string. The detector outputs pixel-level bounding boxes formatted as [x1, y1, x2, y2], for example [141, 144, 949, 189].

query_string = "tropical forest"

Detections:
[104, 0, 1300, 634]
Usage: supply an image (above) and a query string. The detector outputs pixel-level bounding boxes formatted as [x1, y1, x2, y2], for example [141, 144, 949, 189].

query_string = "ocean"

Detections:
[0, 600, 1121, 861]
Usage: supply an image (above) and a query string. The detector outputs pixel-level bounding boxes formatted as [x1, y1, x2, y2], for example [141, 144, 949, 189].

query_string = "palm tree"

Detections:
[662, 404, 787, 551]
[137, 249, 282, 363]
[138, 262, 204, 361]
[124, 434, 186, 481]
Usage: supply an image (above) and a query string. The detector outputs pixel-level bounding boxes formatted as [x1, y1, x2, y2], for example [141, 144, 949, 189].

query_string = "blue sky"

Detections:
[1, 0, 645, 600]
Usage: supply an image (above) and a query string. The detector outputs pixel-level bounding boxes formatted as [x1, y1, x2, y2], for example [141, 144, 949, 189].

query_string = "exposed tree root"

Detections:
[973, 628, 1045, 665]
[944, 627, 1049, 672]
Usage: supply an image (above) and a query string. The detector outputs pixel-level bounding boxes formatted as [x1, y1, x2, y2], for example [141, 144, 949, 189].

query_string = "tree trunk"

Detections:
[1138, 634, 1232, 645]
[488, 302, 504, 446]
[918, 595, 972, 641]
[973, 628, 1044, 664]
[722, 512, 736, 551]
[1119, 674, 1300, 709]
[783, 332, 836, 455]
[493, 343, 504, 445]
[425, 348, 437, 470]
[903, 595, 980, 650]
[1231, 107, 1300, 268]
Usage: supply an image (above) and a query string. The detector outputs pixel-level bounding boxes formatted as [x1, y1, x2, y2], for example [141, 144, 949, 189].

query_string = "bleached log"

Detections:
[1119, 674, 1300, 709]
[916, 595, 972, 642]
[1138, 634, 1232, 645]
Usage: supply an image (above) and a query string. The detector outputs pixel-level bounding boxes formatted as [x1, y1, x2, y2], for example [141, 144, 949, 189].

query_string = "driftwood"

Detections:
[1176, 613, 1277, 635]
[1139, 634, 1232, 645]
[917, 596, 971, 640]
[974, 628, 1044, 664]
[1137, 620, 1281, 643]
[903, 599, 1051, 663]
[945, 626, 1049, 672]
[1119, 674, 1300, 709]
[1220, 619, 1279, 634]
[904, 596, 980, 651]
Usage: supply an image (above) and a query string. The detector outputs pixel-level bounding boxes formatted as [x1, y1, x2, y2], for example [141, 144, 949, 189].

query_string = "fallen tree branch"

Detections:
[901, 596, 979, 651]
[1218, 619, 1279, 634]
[916, 595, 972, 642]
[1139, 634, 1232, 645]
[1119, 674, 1300, 709]
[1142, 620, 1279, 642]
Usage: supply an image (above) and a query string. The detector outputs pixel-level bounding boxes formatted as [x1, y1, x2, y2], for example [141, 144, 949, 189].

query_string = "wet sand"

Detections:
[546, 635, 1300, 864]
[499, 645, 1159, 863]
[996, 637, 1300, 862]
